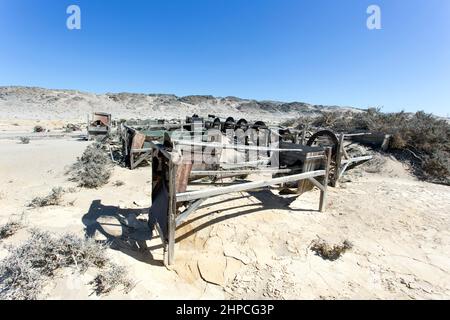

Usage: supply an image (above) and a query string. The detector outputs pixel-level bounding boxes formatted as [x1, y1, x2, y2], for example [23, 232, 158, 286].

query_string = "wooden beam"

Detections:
[175, 199, 206, 227]
[221, 159, 271, 169]
[319, 148, 332, 212]
[130, 151, 152, 169]
[176, 170, 326, 202]
[173, 140, 305, 153]
[190, 168, 293, 176]
[332, 134, 345, 187]
[341, 155, 373, 164]
[166, 161, 177, 266]
[343, 132, 373, 137]
[307, 177, 325, 192]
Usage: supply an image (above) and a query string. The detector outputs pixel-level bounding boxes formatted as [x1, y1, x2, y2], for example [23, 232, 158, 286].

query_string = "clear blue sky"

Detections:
[1, 0, 449, 116]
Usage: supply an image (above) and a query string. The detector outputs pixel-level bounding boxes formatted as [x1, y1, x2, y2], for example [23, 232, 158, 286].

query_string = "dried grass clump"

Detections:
[310, 238, 353, 261]
[19, 137, 30, 144]
[0, 221, 23, 240]
[112, 180, 125, 187]
[90, 263, 135, 295]
[69, 143, 112, 188]
[29, 187, 64, 208]
[0, 230, 109, 300]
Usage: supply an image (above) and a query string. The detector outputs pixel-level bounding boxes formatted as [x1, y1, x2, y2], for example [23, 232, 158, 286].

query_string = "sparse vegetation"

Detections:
[0, 230, 121, 300]
[0, 220, 23, 240]
[90, 263, 135, 295]
[64, 123, 81, 132]
[310, 238, 353, 261]
[69, 143, 112, 188]
[33, 125, 45, 133]
[29, 187, 64, 208]
[112, 180, 125, 187]
[19, 137, 30, 144]
[286, 109, 450, 185]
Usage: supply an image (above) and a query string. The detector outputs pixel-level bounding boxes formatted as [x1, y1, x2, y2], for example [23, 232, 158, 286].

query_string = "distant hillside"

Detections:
[0, 86, 362, 121]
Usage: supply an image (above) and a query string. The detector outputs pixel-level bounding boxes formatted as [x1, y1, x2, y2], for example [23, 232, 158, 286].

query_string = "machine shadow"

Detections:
[82, 200, 164, 266]
[83, 189, 317, 264]
[149, 188, 317, 250]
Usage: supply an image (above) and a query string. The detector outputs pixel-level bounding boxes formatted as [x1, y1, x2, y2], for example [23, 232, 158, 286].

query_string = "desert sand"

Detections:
[1, 121, 449, 300]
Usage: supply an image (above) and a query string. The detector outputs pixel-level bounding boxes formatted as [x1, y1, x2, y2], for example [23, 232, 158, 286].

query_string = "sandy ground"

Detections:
[1, 125, 450, 300]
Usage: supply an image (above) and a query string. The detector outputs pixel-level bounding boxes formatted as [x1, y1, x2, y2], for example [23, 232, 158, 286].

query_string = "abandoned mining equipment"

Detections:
[87, 112, 112, 141]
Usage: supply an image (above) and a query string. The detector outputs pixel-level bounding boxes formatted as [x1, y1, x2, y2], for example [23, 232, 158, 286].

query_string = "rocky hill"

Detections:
[0, 86, 361, 121]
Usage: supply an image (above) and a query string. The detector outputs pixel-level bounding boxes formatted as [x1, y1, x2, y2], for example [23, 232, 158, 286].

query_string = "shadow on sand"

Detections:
[82, 200, 164, 266]
[82, 189, 317, 265]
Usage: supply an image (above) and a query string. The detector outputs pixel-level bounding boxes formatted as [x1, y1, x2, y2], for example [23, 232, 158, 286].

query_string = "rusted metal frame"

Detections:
[137, 125, 333, 265]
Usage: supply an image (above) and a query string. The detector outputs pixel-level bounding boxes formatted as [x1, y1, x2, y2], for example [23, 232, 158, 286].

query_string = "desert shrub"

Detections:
[29, 187, 64, 208]
[90, 263, 135, 295]
[291, 109, 450, 185]
[0, 221, 23, 240]
[33, 125, 45, 133]
[112, 180, 125, 187]
[64, 123, 81, 132]
[310, 238, 353, 261]
[69, 143, 112, 188]
[0, 230, 109, 300]
[19, 137, 30, 144]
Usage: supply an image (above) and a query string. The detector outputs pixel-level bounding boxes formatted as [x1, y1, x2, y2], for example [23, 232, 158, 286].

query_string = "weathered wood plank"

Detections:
[173, 140, 305, 153]
[166, 161, 177, 266]
[176, 170, 326, 202]
[175, 199, 206, 227]
[319, 148, 332, 212]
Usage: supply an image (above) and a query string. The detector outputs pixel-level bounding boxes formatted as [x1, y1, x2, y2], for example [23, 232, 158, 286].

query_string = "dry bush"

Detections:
[362, 154, 387, 174]
[0, 230, 109, 300]
[33, 125, 45, 133]
[297, 109, 450, 185]
[29, 187, 64, 208]
[19, 137, 30, 144]
[310, 238, 353, 261]
[69, 143, 112, 188]
[90, 263, 135, 295]
[112, 180, 125, 187]
[64, 123, 81, 132]
[0, 221, 23, 240]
